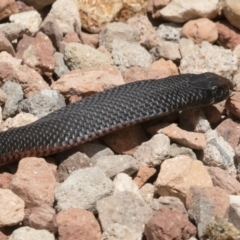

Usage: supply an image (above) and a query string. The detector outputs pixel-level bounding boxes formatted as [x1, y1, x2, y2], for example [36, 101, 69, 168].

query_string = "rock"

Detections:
[55, 166, 113, 212]
[102, 125, 148, 155]
[77, 142, 114, 163]
[133, 164, 156, 188]
[158, 123, 207, 150]
[150, 40, 181, 61]
[223, 0, 240, 31]
[0, 172, 13, 189]
[0, 32, 15, 56]
[139, 183, 154, 205]
[0, 189, 25, 227]
[64, 42, 113, 70]
[207, 166, 240, 195]
[18, 89, 66, 118]
[0, 112, 38, 131]
[181, 18, 218, 44]
[169, 143, 197, 159]
[134, 134, 170, 167]
[229, 203, 240, 231]
[101, 223, 141, 240]
[16, 32, 56, 77]
[111, 40, 152, 72]
[151, 196, 188, 216]
[154, 155, 213, 204]
[1, 81, 23, 119]
[44, 0, 81, 35]
[94, 155, 139, 178]
[226, 92, 240, 120]
[203, 218, 240, 240]
[0, 0, 18, 21]
[127, 15, 160, 49]
[187, 186, 230, 237]
[0, 22, 28, 41]
[97, 191, 152, 233]
[216, 118, 240, 150]
[147, 0, 171, 18]
[179, 41, 238, 79]
[216, 21, 240, 50]
[156, 22, 182, 42]
[149, 58, 178, 74]
[99, 22, 140, 52]
[9, 226, 55, 240]
[51, 66, 124, 99]
[56, 208, 101, 240]
[144, 207, 197, 240]
[56, 152, 91, 182]
[10, 157, 57, 208]
[79, 31, 99, 48]
[53, 52, 69, 78]
[77, 0, 122, 33]
[28, 205, 57, 233]
[0, 52, 49, 97]
[15, 1, 35, 12]
[179, 38, 198, 57]
[113, 173, 141, 198]
[9, 10, 42, 35]
[203, 130, 236, 176]
[160, 0, 220, 23]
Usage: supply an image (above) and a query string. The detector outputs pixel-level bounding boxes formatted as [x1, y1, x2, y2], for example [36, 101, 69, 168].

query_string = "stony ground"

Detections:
[0, 0, 240, 239]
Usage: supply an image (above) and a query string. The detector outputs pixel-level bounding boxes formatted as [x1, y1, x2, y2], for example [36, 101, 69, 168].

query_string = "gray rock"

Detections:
[99, 22, 140, 52]
[55, 166, 113, 212]
[229, 203, 240, 231]
[139, 183, 154, 205]
[111, 40, 152, 72]
[53, 52, 69, 78]
[169, 143, 197, 159]
[78, 142, 114, 164]
[2, 81, 23, 119]
[94, 155, 139, 178]
[9, 226, 55, 240]
[157, 22, 182, 42]
[19, 89, 65, 118]
[179, 41, 238, 80]
[64, 42, 114, 70]
[134, 134, 170, 167]
[97, 191, 152, 233]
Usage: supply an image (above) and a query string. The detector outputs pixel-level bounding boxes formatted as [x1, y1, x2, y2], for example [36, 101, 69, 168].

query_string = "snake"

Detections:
[0, 72, 232, 166]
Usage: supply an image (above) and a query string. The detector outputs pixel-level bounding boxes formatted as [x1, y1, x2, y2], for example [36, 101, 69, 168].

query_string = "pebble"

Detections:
[1, 0, 240, 238]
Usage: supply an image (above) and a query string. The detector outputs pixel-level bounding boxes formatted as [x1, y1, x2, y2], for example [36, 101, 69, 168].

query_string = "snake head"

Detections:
[190, 72, 233, 105]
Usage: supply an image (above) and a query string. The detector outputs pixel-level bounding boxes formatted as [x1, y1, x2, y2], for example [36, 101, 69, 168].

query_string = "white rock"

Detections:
[160, 0, 220, 23]
[179, 41, 238, 80]
[156, 22, 182, 42]
[0, 189, 25, 227]
[139, 183, 154, 205]
[9, 226, 54, 240]
[55, 166, 113, 212]
[134, 134, 170, 167]
[9, 11, 42, 35]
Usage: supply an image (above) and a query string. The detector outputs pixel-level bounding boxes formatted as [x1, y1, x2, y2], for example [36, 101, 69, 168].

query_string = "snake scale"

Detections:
[0, 72, 232, 166]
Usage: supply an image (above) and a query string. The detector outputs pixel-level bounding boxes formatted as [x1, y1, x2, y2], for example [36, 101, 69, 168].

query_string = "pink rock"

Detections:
[181, 18, 218, 44]
[226, 92, 240, 120]
[216, 21, 240, 50]
[158, 123, 207, 150]
[147, 0, 171, 18]
[79, 32, 99, 48]
[16, 32, 56, 77]
[133, 164, 156, 188]
[216, 118, 240, 149]
[0, 0, 18, 21]
[154, 155, 213, 204]
[51, 66, 124, 99]
[0, 32, 15, 56]
[10, 157, 57, 208]
[28, 204, 57, 233]
[207, 166, 240, 195]
[144, 207, 196, 240]
[0, 172, 13, 189]
[56, 208, 101, 240]
[102, 125, 148, 155]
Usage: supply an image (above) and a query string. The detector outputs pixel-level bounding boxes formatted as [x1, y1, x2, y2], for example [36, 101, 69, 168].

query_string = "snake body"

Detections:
[0, 72, 232, 166]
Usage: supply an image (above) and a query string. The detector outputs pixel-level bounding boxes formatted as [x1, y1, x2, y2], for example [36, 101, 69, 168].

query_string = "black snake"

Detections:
[0, 72, 232, 166]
